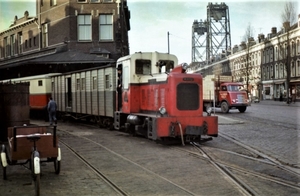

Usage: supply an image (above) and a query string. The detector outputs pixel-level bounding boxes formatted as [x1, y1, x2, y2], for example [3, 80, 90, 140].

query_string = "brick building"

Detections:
[0, 0, 130, 79]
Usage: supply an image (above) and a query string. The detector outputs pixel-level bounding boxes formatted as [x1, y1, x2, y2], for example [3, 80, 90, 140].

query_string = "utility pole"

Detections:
[167, 31, 170, 54]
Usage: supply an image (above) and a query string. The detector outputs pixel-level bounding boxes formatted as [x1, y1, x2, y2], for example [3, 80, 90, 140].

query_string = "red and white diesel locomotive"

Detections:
[114, 52, 218, 143]
[3, 52, 218, 143]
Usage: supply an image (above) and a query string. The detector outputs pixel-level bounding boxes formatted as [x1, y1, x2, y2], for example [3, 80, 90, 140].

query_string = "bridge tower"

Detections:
[191, 2, 231, 66]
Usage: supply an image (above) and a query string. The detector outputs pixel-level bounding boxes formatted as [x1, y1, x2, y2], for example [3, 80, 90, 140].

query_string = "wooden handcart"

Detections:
[1, 125, 61, 196]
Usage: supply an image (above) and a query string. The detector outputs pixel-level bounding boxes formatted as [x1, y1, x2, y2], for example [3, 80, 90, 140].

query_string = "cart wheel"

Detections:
[1, 157, 7, 180]
[54, 159, 61, 174]
[1, 145, 7, 180]
[54, 147, 61, 174]
[34, 174, 40, 196]
[31, 151, 40, 196]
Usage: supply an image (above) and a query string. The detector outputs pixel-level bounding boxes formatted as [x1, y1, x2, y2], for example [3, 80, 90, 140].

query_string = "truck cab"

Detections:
[218, 82, 248, 113]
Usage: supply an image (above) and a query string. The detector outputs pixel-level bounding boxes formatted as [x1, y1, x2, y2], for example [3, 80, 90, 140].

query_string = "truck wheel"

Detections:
[221, 102, 229, 113]
[238, 106, 247, 113]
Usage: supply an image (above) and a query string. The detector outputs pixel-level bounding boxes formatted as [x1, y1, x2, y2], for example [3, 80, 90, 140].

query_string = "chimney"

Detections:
[232, 45, 238, 53]
[283, 21, 290, 31]
[258, 34, 265, 43]
[271, 27, 277, 34]
[240, 41, 246, 50]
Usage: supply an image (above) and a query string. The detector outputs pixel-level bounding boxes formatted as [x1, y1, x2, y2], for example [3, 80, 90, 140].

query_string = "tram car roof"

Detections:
[0, 73, 62, 84]
[53, 63, 115, 76]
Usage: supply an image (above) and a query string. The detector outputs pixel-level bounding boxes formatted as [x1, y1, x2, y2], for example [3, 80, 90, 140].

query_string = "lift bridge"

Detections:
[191, 2, 231, 68]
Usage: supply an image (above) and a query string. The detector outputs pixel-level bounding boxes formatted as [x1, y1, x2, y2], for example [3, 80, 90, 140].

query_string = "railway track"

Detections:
[58, 127, 206, 195]
[60, 140, 128, 196]
[172, 134, 300, 196]
[27, 119, 300, 195]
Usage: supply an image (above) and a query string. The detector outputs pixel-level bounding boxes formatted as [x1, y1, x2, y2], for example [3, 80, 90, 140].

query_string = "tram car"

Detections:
[0, 73, 61, 119]
[51, 64, 116, 127]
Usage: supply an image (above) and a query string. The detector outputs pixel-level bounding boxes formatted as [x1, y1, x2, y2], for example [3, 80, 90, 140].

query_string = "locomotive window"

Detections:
[76, 79, 80, 90]
[136, 59, 151, 75]
[157, 60, 174, 73]
[81, 78, 85, 90]
[93, 76, 97, 90]
[105, 74, 110, 89]
[38, 80, 43, 86]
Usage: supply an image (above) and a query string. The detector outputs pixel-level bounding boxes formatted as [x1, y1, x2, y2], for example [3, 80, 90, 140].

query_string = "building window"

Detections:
[10, 34, 15, 56]
[297, 61, 300, 76]
[29, 38, 32, 48]
[18, 32, 23, 54]
[77, 0, 87, 2]
[99, 14, 113, 41]
[78, 15, 91, 41]
[103, 0, 113, 2]
[279, 45, 283, 60]
[291, 61, 295, 77]
[34, 37, 36, 46]
[50, 0, 57, 6]
[292, 41, 296, 56]
[90, 0, 100, 2]
[4, 37, 8, 57]
[42, 23, 48, 48]
[25, 40, 28, 49]
[38, 80, 43, 86]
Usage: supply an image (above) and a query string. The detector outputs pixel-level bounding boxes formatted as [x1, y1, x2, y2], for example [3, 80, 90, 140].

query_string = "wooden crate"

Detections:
[7, 126, 58, 161]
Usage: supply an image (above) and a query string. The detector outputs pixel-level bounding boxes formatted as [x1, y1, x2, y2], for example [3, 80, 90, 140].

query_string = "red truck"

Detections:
[202, 75, 249, 113]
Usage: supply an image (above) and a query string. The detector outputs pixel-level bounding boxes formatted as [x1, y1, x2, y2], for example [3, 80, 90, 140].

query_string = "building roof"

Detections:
[0, 49, 116, 69]
[29, 50, 115, 64]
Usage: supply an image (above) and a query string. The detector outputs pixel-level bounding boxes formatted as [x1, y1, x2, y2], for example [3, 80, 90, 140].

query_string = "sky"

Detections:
[0, 0, 299, 64]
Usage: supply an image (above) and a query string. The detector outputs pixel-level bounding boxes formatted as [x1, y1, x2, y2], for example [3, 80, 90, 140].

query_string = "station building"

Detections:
[0, 0, 130, 80]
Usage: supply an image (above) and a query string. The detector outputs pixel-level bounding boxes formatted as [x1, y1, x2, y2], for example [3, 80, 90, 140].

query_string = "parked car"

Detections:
[252, 96, 260, 103]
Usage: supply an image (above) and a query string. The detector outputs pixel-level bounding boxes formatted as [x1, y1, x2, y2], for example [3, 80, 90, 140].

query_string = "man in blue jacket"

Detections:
[48, 97, 57, 125]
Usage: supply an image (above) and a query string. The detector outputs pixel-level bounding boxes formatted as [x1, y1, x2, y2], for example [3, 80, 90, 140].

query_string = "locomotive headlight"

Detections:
[206, 106, 212, 116]
[159, 106, 167, 115]
[181, 63, 189, 71]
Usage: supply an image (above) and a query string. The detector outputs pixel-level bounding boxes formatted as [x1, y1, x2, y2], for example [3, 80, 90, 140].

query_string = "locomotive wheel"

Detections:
[221, 102, 229, 113]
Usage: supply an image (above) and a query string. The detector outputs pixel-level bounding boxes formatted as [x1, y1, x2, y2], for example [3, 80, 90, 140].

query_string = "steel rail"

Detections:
[59, 139, 129, 196]
[59, 129, 198, 196]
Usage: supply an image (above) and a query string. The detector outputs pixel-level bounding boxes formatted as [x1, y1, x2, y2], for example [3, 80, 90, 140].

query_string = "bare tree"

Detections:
[281, 1, 297, 103]
[241, 23, 255, 96]
[281, 1, 297, 24]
